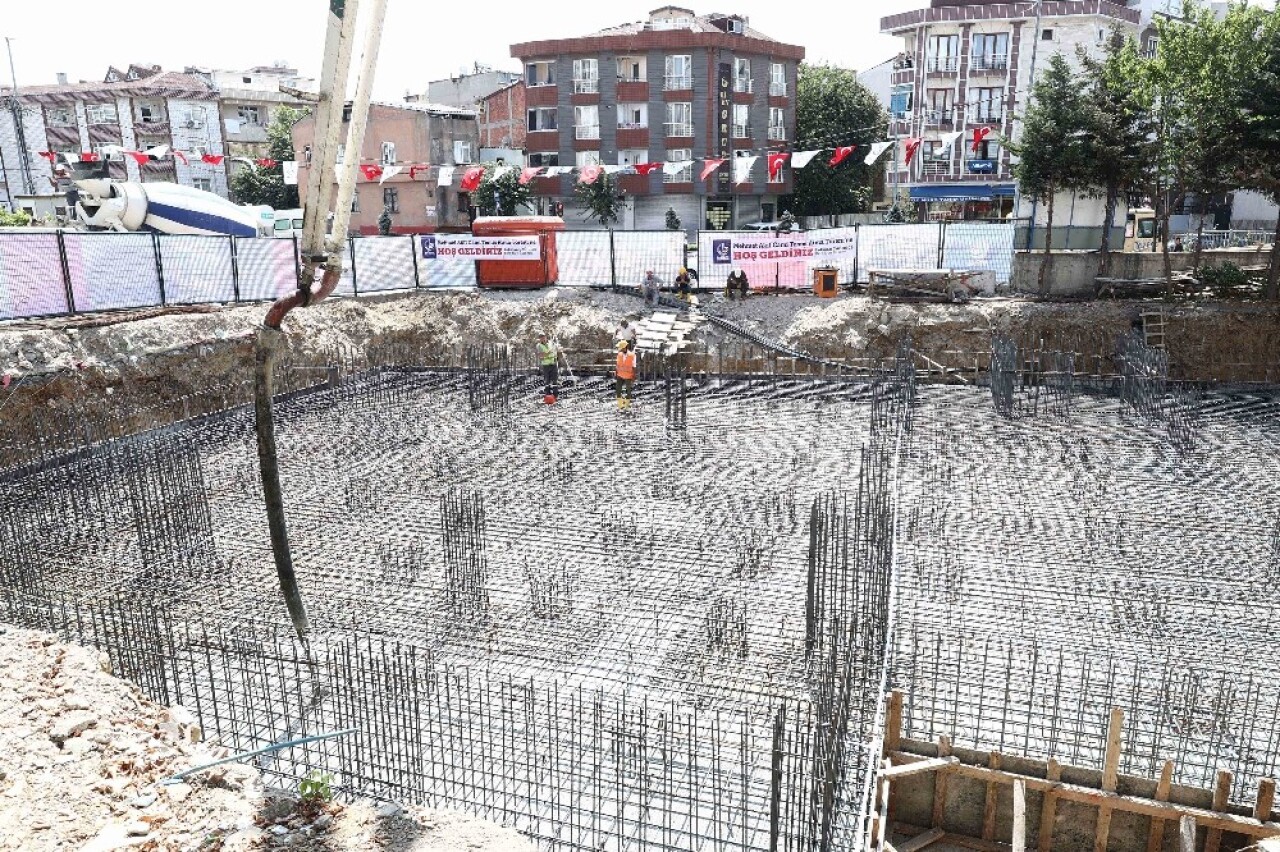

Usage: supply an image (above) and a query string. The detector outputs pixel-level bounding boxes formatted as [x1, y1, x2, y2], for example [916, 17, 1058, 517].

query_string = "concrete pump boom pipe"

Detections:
[254, 0, 372, 641]
[331, 0, 388, 246]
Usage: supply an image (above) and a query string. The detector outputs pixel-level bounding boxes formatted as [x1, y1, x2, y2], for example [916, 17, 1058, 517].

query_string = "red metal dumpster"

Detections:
[472, 216, 565, 289]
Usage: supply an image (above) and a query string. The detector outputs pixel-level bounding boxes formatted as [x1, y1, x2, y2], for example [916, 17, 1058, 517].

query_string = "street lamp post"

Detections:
[3, 37, 35, 202]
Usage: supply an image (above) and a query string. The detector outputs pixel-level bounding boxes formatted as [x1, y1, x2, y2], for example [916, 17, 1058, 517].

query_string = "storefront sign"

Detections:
[711, 233, 858, 264]
[717, 62, 732, 193]
[421, 235, 541, 260]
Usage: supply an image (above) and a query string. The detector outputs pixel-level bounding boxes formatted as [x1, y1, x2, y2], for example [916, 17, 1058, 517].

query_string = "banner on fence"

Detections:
[709, 232, 860, 265]
[421, 235, 541, 260]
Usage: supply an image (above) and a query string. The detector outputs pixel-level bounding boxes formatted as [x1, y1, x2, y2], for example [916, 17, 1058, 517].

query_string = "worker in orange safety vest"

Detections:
[615, 340, 637, 411]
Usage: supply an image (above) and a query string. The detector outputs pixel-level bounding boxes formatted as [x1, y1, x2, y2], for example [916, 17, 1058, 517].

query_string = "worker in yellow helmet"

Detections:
[674, 267, 692, 302]
[615, 340, 637, 411]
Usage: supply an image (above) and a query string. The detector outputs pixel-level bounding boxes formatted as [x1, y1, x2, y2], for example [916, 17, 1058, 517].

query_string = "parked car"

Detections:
[741, 221, 804, 233]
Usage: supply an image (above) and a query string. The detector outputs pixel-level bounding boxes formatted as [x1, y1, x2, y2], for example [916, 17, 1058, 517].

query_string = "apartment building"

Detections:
[292, 102, 479, 235]
[510, 6, 804, 230]
[0, 64, 229, 215]
[881, 0, 1143, 223]
[201, 65, 316, 193]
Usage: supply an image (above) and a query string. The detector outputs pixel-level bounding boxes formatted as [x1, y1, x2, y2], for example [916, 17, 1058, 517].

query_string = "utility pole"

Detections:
[1011, 0, 1044, 250]
[4, 37, 35, 201]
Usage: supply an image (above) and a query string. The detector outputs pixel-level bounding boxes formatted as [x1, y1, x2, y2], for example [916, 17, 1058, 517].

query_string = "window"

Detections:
[890, 85, 913, 119]
[1144, 35, 1158, 56]
[734, 58, 753, 93]
[179, 108, 205, 129]
[242, 76, 252, 84]
[574, 105, 599, 140]
[665, 102, 692, 137]
[664, 148, 692, 183]
[970, 34, 1009, 71]
[617, 103, 648, 129]
[572, 58, 599, 94]
[617, 149, 648, 167]
[1041, 28, 1055, 41]
[236, 105, 261, 125]
[336, 143, 346, 164]
[351, 193, 360, 213]
[926, 89, 954, 124]
[380, 141, 396, 165]
[85, 103, 118, 124]
[769, 63, 787, 96]
[971, 139, 1000, 161]
[453, 141, 472, 163]
[526, 61, 555, 86]
[664, 55, 692, 90]
[46, 107, 73, 127]
[768, 107, 785, 141]
[526, 107, 558, 131]
[383, 187, 399, 213]
[527, 152, 560, 167]
[616, 56, 645, 81]
[188, 139, 211, 157]
[927, 35, 959, 72]
[575, 150, 601, 167]
[732, 104, 750, 138]
[733, 149, 756, 183]
[969, 87, 1003, 123]
[190, 177, 212, 192]
[137, 103, 163, 124]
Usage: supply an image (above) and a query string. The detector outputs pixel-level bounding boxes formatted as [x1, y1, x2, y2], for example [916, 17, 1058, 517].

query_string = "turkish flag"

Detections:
[80, 152, 100, 163]
[519, 167, 545, 184]
[459, 166, 485, 192]
[699, 159, 725, 181]
[409, 165, 428, 180]
[904, 137, 923, 166]
[633, 162, 663, 175]
[359, 164, 383, 181]
[173, 151, 189, 165]
[972, 126, 993, 155]
[126, 151, 150, 166]
[256, 158, 278, 168]
[577, 165, 602, 185]
[767, 152, 790, 180]
[37, 151, 57, 164]
[201, 154, 224, 166]
[829, 146, 856, 167]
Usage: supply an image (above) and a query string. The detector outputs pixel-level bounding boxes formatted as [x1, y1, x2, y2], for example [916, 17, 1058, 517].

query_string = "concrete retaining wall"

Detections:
[1011, 248, 1273, 296]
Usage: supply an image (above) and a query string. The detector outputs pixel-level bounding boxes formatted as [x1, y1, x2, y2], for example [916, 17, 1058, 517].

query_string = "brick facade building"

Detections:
[479, 81, 526, 152]
[510, 6, 803, 231]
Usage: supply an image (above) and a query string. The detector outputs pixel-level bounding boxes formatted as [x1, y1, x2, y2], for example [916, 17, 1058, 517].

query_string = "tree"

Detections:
[473, 162, 533, 217]
[574, 173, 625, 228]
[665, 207, 681, 231]
[1011, 53, 1091, 293]
[0, 208, 32, 227]
[377, 206, 393, 236]
[789, 64, 886, 218]
[1076, 34, 1156, 275]
[229, 106, 307, 209]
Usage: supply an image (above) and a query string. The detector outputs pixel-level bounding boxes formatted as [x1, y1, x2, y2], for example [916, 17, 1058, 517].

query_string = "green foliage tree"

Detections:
[790, 64, 886, 218]
[0, 208, 33, 227]
[574, 172, 624, 228]
[1076, 34, 1156, 275]
[665, 207, 681, 231]
[472, 162, 533, 216]
[229, 106, 307, 209]
[1010, 53, 1091, 293]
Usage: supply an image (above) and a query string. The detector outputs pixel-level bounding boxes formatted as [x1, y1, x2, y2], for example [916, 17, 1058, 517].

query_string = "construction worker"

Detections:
[674, 267, 693, 302]
[615, 340, 637, 411]
[536, 333, 559, 400]
[726, 268, 749, 300]
[615, 319, 637, 351]
[641, 270, 661, 306]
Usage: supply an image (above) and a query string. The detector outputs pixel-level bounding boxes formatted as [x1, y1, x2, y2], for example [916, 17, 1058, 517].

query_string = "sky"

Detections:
[0, 1, 926, 100]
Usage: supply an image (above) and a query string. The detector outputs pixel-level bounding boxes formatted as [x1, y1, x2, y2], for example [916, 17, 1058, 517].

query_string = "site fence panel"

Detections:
[413, 235, 476, 289]
[0, 232, 69, 319]
[856, 224, 942, 283]
[555, 231, 614, 287]
[940, 222, 1015, 284]
[331, 241, 357, 298]
[609, 231, 687, 288]
[64, 232, 162, 312]
[353, 236, 417, 293]
[157, 235, 236, 305]
[235, 237, 298, 302]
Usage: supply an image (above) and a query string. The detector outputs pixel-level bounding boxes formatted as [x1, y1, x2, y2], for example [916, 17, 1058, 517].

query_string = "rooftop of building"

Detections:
[0, 67, 216, 101]
[882, 0, 1140, 33]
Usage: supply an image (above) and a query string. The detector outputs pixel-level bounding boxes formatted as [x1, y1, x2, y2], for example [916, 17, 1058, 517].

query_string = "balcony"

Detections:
[966, 158, 997, 175]
[664, 75, 692, 91]
[664, 122, 694, 138]
[769, 82, 787, 97]
[968, 110, 1004, 126]
[573, 79, 599, 94]
[768, 126, 786, 141]
[734, 79, 753, 94]
[616, 80, 649, 101]
[925, 56, 959, 73]
[732, 124, 750, 138]
[922, 160, 953, 177]
[970, 54, 1009, 73]
[575, 125, 601, 140]
[923, 109, 956, 127]
[616, 122, 648, 131]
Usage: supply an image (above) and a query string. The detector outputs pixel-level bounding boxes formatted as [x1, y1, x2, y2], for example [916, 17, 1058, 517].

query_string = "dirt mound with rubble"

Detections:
[0, 626, 534, 852]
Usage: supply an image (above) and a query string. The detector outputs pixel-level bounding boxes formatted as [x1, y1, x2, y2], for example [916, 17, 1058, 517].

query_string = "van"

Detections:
[272, 208, 304, 239]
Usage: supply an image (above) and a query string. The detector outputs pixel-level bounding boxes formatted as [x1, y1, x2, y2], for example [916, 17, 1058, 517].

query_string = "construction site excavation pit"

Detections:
[4, 347, 1280, 850]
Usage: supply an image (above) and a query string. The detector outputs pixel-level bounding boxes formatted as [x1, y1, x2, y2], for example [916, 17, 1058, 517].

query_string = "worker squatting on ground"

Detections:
[641, 271, 661, 306]
[675, 268, 693, 302]
[725, 268, 749, 300]
[536, 333, 559, 400]
[616, 340, 637, 411]
[615, 319, 637, 351]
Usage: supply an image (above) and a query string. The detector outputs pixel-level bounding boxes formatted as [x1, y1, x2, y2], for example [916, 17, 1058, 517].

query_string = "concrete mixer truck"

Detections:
[66, 160, 270, 237]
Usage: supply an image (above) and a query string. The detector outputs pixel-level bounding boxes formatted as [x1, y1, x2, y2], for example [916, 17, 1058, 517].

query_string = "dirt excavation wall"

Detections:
[1, 290, 1278, 451]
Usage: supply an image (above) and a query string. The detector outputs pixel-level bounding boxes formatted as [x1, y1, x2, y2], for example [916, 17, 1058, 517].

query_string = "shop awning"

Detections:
[909, 184, 1016, 202]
